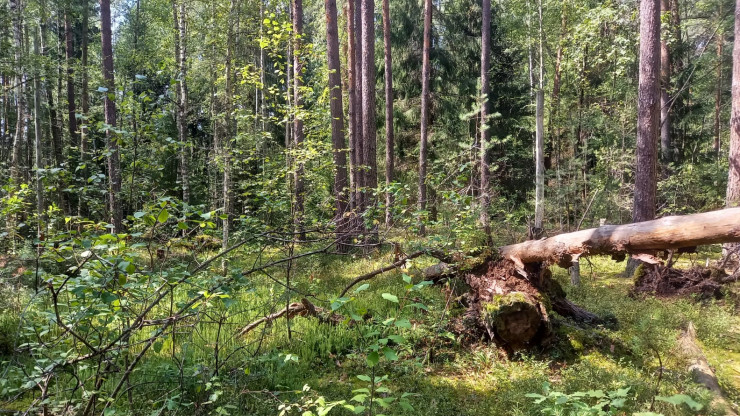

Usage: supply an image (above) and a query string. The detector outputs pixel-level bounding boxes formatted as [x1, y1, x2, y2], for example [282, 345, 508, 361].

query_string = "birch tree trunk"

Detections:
[173, 0, 190, 204]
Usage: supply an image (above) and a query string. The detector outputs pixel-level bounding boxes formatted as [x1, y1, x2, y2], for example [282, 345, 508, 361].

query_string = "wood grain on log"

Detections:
[500, 208, 740, 269]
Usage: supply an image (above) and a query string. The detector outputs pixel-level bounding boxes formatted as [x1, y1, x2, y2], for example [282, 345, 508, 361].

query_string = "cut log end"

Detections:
[481, 292, 549, 348]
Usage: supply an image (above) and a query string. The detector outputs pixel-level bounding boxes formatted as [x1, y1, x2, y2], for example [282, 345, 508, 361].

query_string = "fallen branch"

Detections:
[339, 251, 426, 297]
[237, 299, 343, 338]
[677, 322, 738, 416]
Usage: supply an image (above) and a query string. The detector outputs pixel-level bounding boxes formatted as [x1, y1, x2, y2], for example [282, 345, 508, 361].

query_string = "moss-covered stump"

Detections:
[454, 256, 604, 350]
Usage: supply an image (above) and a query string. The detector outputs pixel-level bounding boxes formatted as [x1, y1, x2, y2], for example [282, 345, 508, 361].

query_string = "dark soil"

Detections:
[631, 264, 732, 300]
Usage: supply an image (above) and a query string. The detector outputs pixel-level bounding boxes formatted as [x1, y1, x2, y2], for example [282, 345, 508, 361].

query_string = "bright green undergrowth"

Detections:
[0, 243, 738, 415]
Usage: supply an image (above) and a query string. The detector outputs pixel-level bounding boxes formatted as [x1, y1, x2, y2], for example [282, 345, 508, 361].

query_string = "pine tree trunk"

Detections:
[660, 0, 672, 163]
[480, 0, 492, 243]
[361, 0, 376, 219]
[354, 0, 365, 213]
[65, 8, 78, 145]
[534, 0, 545, 237]
[383, 0, 394, 228]
[293, 0, 306, 240]
[419, 0, 431, 236]
[100, 0, 123, 231]
[78, 0, 89, 217]
[325, 0, 349, 242]
[33, 28, 44, 230]
[724, 0, 740, 264]
[626, 0, 661, 275]
[10, 0, 25, 183]
[714, 26, 723, 157]
[346, 0, 358, 213]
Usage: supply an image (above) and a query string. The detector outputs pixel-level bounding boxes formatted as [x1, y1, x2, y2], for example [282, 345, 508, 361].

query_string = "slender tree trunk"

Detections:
[100, 0, 123, 231]
[65, 6, 78, 145]
[383, 0, 394, 228]
[480, 0, 492, 243]
[33, 27, 44, 230]
[714, 25, 724, 157]
[10, 0, 25, 183]
[1, 75, 7, 156]
[293, 0, 306, 240]
[77, 0, 89, 218]
[534, 0, 545, 237]
[660, 0, 672, 163]
[325, 0, 349, 242]
[361, 0, 376, 222]
[346, 1, 358, 213]
[723, 0, 740, 263]
[419, 0, 432, 235]
[626, 0, 661, 275]
[549, 0, 567, 173]
[670, 0, 683, 73]
[354, 0, 365, 213]
[222, 0, 236, 259]
[173, 0, 190, 204]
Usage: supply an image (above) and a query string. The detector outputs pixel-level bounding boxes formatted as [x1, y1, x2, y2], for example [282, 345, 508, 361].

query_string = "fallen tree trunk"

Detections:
[238, 209, 740, 351]
[500, 207, 740, 269]
[677, 322, 738, 416]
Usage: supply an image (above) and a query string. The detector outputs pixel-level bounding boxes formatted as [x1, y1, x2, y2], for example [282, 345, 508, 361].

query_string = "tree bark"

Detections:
[325, 0, 349, 241]
[78, 0, 90, 218]
[33, 27, 44, 231]
[10, 0, 25, 183]
[534, 0, 545, 237]
[500, 207, 740, 269]
[222, 0, 236, 258]
[480, 0, 492, 243]
[65, 6, 78, 145]
[419, 0, 431, 235]
[724, 0, 740, 264]
[173, 0, 190, 204]
[660, 0, 672, 163]
[361, 0, 377, 215]
[100, 0, 123, 231]
[382, 0, 394, 228]
[346, 0, 359, 213]
[714, 24, 724, 158]
[354, 0, 365, 212]
[627, 0, 661, 275]
[293, 0, 306, 239]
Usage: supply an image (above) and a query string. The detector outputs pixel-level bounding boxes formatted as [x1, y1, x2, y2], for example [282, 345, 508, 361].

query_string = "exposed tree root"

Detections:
[631, 264, 734, 300]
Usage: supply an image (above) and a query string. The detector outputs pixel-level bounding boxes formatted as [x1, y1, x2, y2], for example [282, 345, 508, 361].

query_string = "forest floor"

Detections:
[1, 244, 739, 415]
